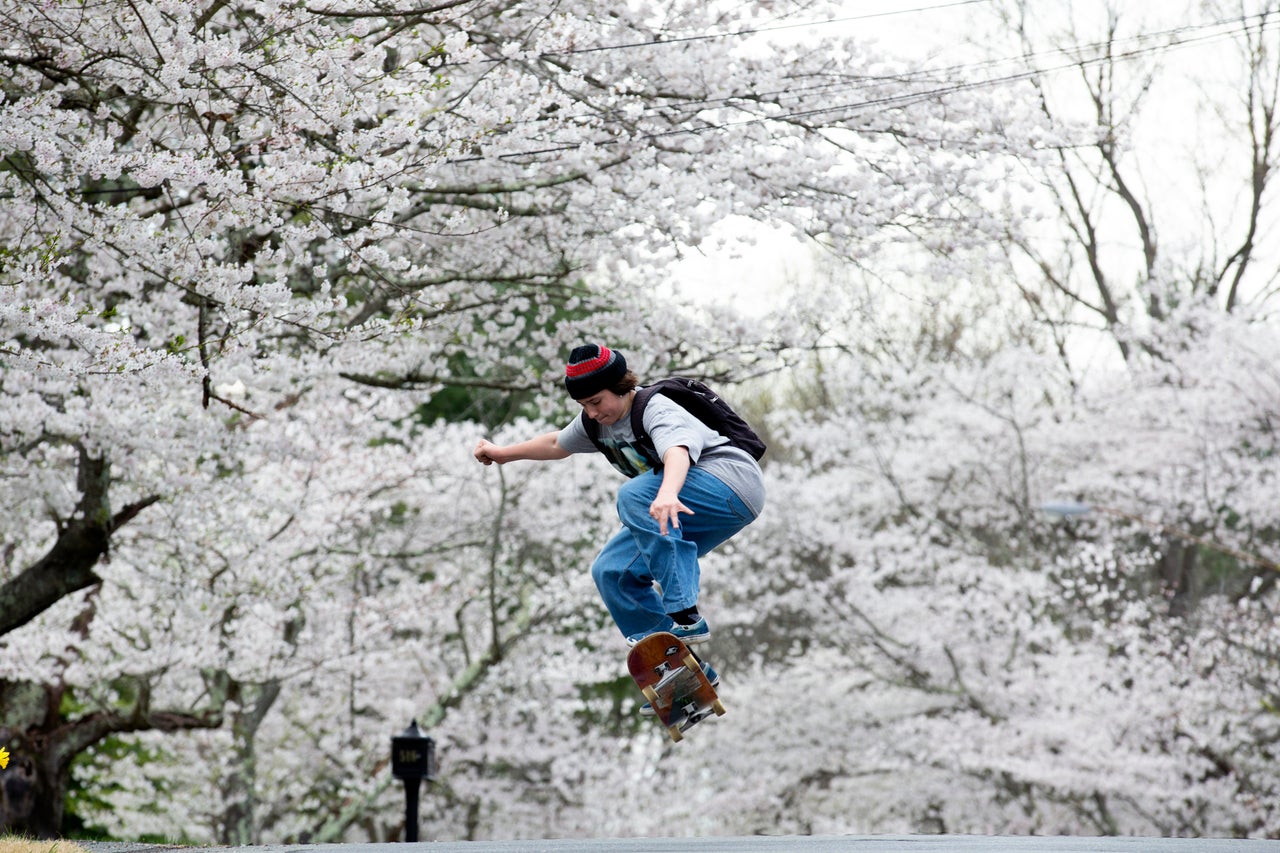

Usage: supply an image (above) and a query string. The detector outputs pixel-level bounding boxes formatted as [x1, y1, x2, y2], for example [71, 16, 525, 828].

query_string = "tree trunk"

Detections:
[217, 681, 283, 845]
[0, 447, 159, 637]
[0, 677, 226, 837]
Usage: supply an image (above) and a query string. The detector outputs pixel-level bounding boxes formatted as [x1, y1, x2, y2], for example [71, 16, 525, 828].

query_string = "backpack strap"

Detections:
[580, 409, 602, 449]
[627, 386, 660, 458]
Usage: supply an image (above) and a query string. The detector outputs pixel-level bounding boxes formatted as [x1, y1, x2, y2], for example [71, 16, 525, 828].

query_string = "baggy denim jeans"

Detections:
[591, 467, 757, 641]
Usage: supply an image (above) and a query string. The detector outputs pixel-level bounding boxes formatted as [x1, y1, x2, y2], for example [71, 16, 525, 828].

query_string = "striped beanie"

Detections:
[564, 344, 627, 399]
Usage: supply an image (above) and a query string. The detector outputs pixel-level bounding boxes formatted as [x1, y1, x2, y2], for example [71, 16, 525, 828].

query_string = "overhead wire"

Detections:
[539, 0, 996, 57]
[298, 6, 1280, 256]
[650, 10, 1274, 122]
[282, 4, 1280, 325]
[156, 2, 1280, 307]
[324, 6, 1280, 312]
[689, 12, 1280, 132]
[446, 8, 1280, 163]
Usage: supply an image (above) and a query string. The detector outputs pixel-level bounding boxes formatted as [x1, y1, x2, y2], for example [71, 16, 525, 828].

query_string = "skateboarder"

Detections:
[473, 344, 766, 693]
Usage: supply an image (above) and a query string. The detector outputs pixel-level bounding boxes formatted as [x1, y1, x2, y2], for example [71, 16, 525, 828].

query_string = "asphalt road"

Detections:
[84, 835, 1280, 853]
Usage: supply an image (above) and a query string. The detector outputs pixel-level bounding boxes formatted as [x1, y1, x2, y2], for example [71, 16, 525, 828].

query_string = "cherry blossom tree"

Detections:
[0, 0, 1019, 841]
[8, 0, 1278, 843]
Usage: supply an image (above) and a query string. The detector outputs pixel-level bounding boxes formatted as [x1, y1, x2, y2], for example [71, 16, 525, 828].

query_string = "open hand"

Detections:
[649, 493, 693, 535]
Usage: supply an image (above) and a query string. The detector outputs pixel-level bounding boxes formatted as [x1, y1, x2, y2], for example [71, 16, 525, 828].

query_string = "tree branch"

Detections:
[0, 448, 160, 637]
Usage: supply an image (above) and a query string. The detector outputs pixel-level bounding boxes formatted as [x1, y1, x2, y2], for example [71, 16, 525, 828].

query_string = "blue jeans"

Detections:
[590, 468, 757, 641]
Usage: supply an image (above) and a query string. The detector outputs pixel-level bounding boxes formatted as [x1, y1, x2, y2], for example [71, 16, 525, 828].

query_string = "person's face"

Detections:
[577, 389, 632, 426]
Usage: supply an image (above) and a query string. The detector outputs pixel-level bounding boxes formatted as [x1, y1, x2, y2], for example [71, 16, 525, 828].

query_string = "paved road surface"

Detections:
[85, 835, 1280, 853]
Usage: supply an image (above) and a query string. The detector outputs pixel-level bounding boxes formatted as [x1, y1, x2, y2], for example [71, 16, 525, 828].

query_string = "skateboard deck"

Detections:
[626, 632, 726, 742]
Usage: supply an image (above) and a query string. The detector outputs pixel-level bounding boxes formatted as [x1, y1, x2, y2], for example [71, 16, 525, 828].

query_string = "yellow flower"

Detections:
[0, 747, 8, 770]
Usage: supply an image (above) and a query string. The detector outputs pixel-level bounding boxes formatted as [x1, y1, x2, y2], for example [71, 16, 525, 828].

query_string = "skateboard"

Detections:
[626, 632, 726, 742]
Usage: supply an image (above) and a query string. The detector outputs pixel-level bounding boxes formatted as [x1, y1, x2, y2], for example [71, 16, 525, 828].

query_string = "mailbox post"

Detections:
[390, 719, 435, 842]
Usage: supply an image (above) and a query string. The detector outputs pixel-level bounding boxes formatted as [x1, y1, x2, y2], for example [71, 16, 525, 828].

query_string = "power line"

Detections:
[735, 12, 1280, 129]
[200, 6, 1280, 244]
[231, 9, 1280, 305]
[450, 9, 1280, 164]
[542, 0, 995, 57]
[596, 8, 1278, 123]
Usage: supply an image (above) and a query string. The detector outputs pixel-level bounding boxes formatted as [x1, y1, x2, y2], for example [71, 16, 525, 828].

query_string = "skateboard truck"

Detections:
[626, 632, 727, 742]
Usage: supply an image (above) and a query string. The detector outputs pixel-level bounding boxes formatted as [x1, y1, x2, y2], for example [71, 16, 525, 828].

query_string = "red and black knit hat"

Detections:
[564, 344, 628, 399]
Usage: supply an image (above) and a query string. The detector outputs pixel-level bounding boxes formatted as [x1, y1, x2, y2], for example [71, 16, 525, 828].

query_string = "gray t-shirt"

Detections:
[558, 392, 765, 517]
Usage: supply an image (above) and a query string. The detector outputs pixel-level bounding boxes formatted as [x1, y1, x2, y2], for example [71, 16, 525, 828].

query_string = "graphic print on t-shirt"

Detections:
[595, 434, 655, 478]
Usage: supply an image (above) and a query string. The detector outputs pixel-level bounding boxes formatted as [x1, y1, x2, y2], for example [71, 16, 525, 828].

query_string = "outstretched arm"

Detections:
[474, 431, 570, 465]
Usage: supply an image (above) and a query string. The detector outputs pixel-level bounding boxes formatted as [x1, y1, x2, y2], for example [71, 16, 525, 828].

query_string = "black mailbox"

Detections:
[391, 719, 434, 782]
[391, 719, 434, 842]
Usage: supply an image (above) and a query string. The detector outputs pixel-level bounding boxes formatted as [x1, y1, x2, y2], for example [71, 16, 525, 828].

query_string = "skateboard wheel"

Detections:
[682, 653, 700, 673]
[642, 686, 660, 706]
[667, 725, 683, 743]
[712, 699, 726, 716]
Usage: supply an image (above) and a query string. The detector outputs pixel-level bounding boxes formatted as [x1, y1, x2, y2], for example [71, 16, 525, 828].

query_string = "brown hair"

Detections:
[609, 371, 639, 395]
